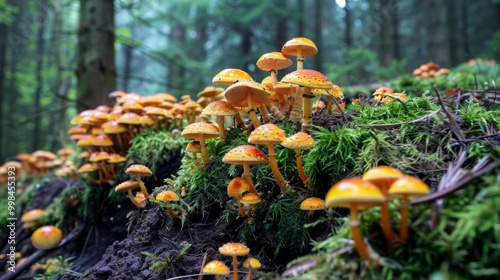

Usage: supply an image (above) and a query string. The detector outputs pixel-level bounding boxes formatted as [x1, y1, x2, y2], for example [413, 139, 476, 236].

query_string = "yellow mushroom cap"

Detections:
[134, 192, 147, 208]
[242, 257, 262, 269]
[31, 225, 63, 250]
[389, 176, 430, 198]
[154, 92, 177, 103]
[219, 242, 250, 257]
[281, 37, 318, 57]
[280, 131, 315, 150]
[115, 180, 140, 193]
[256, 52, 293, 72]
[117, 112, 142, 125]
[240, 192, 261, 205]
[21, 209, 45, 222]
[325, 178, 385, 210]
[125, 164, 152, 177]
[300, 197, 325, 211]
[155, 190, 180, 202]
[362, 165, 404, 190]
[227, 177, 250, 197]
[197, 86, 225, 99]
[281, 69, 333, 89]
[77, 163, 99, 173]
[181, 122, 220, 139]
[212, 68, 253, 86]
[203, 260, 230, 275]
[222, 145, 269, 165]
[186, 141, 201, 153]
[201, 100, 238, 116]
[248, 123, 286, 145]
[224, 80, 272, 108]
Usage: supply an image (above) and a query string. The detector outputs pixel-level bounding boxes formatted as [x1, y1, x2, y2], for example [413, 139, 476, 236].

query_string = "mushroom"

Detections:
[362, 165, 404, 246]
[186, 141, 203, 169]
[181, 122, 219, 168]
[281, 69, 333, 133]
[125, 164, 153, 198]
[240, 192, 261, 218]
[225, 81, 272, 129]
[227, 177, 250, 218]
[242, 257, 261, 280]
[212, 68, 253, 86]
[222, 145, 269, 194]
[281, 37, 318, 70]
[248, 123, 289, 194]
[203, 260, 230, 280]
[325, 178, 385, 265]
[31, 225, 63, 250]
[388, 176, 430, 244]
[155, 190, 181, 218]
[115, 180, 145, 208]
[280, 131, 315, 189]
[77, 163, 100, 184]
[21, 209, 45, 229]
[201, 101, 240, 141]
[300, 197, 325, 219]
[219, 242, 250, 280]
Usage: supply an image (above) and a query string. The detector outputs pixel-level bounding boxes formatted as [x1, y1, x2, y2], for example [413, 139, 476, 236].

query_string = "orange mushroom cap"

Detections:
[325, 178, 385, 210]
[248, 123, 286, 145]
[31, 225, 63, 250]
[281, 69, 333, 89]
[212, 68, 253, 86]
[222, 145, 269, 165]
[281, 37, 318, 57]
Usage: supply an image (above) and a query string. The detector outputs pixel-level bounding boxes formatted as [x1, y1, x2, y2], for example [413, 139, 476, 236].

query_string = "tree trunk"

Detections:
[122, 29, 133, 92]
[297, 0, 304, 36]
[391, 1, 401, 61]
[0, 21, 7, 160]
[446, 0, 458, 66]
[425, 0, 449, 66]
[76, 0, 116, 111]
[33, 8, 45, 151]
[344, 0, 352, 48]
[275, 0, 287, 49]
[459, 0, 470, 61]
[379, 0, 392, 66]
[314, 0, 323, 72]
[167, 23, 185, 92]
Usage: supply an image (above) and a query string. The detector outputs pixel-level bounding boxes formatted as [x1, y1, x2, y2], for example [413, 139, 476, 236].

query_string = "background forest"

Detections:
[0, 0, 499, 161]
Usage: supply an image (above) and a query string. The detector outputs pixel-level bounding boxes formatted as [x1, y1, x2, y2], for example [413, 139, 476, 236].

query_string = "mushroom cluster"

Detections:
[412, 63, 450, 78]
[203, 242, 259, 280]
[323, 166, 430, 265]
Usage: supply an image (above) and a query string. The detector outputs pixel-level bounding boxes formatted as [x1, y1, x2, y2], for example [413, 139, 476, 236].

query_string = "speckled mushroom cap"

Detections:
[240, 192, 261, 205]
[280, 132, 315, 150]
[281, 69, 333, 89]
[197, 86, 225, 98]
[222, 145, 269, 165]
[312, 84, 345, 99]
[212, 68, 253, 86]
[107, 153, 126, 164]
[281, 37, 318, 57]
[362, 165, 404, 190]
[125, 164, 152, 177]
[201, 101, 238, 116]
[114, 180, 140, 193]
[248, 124, 286, 145]
[389, 176, 430, 198]
[225, 81, 272, 108]
[227, 177, 250, 197]
[219, 242, 250, 257]
[300, 197, 325, 211]
[203, 260, 230, 275]
[256, 52, 293, 72]
[155, 190, 180, 202]
[243, 257, 262, 269]
[325, 178, 385, 210]
[273, 82, 298, 94]
[181, 122, 220, 139]
[186, 141, 201, 153]
[117, 112, 142, 125]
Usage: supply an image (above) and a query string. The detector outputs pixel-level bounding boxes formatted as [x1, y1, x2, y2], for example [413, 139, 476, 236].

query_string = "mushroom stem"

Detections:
[267, 145, 290, 194]
[217, 116, 227, 142]
[301, 86, 314, 133]
[234, 113, 248, 131]
[246, 270, 253, 280]
[296, 49, 304, 70]
[127, 190, 144, 208]
[231, 256, 239, 280]
[192, 154, 203, 169]
[198, 137, 209, 169]
[380, 194, 397, 246]
[136, 177, 150, 199]
[294, 149, 311, 190]
[167, 207, 180, 218]
[349, 206, 371, 262]
[247, 108, 261, 129]
[399, 196, 410, 244]
[241, 164, 257, 194]
[237, 198, 246, 218]
[258, 105, 270, 123]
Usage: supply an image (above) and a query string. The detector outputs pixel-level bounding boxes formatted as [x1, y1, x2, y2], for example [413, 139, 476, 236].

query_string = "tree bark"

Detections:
[446, 0, 458, 66]
[344, 0, 352, 48]
[459, 0, 470, 61]
[76, 0, 116, 111]
[33, 7, 46, 151]
[379, 0, 392, 67]
[275, 0, 287, 49]
[297, 0, 304, 36]
[425, 0, 449, 66]
[167, 23, 186, 92]
[391, 1, 400, 61]
[0, 21, 7, 160]
[314, 0, 323, 72]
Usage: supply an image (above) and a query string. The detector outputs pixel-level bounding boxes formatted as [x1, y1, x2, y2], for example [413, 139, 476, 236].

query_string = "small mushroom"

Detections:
[155, 190, 181, 218]
[300, 197, 325, 219]
[227, 177, 250, 218]
[181, 122, 219, 168]
[21, 209, 45, 229]
[203, 260, 230, 280]
[219, 242, 250, 280]
[222, 145, 269, 194]
[115, 180, 144, 208]
[125, 164, 153, 198]
[31, 225, 63, 250]
[280, 132, 315, 190]
[240, 192, 261, 218]
[242, 257, 261, 280]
